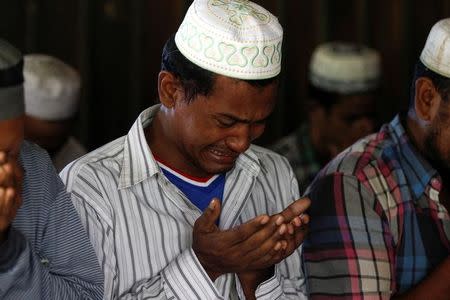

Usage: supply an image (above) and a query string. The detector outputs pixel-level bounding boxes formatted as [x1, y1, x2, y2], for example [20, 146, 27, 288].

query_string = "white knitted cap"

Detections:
[175, 0, 283, 80]
[420, 18, 450, 78]
[309, 42, 381, 94]
[24, 54, 81, 121]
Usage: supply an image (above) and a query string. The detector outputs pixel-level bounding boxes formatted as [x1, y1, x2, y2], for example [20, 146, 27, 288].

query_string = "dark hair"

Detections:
[409, 60, 450, 108]
[307, 83, 340, 111]
[306, 82, 378, 111]
[161, 35, 279, 102]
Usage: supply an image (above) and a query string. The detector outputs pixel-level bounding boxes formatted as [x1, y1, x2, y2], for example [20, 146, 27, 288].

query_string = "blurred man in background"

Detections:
[304, 18, 450, 299]
[272, 42, 380, 193]
[0, 39, 102, 299]
[23, 54, 86, 172]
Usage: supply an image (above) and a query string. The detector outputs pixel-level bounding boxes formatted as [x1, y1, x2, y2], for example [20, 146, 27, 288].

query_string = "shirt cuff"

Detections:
[254, 266, 283, 299]
[235, 266, 283, 300]
[162, 247, 224, 300]
[0, 227, 27, 272]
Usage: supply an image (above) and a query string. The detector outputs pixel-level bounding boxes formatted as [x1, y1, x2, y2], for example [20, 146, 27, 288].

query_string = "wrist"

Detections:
[193, 248, 223, 282]
[238, 267, 275, 294]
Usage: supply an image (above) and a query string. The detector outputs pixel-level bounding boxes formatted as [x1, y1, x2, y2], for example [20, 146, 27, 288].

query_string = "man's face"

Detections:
[168, 75, 277, 177]
[0, 117, 24, 194]
[24, 116, 71, 154]
[0, 117, 24, 162]
[321, 94, 376, 157]
[424, 100, 450, 171]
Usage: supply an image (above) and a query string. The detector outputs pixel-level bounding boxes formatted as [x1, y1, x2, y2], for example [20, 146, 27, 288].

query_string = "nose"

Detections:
[225, 124, 252, 154]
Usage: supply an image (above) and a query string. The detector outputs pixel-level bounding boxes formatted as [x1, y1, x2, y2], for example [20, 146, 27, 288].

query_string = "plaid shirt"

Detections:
[303, 115, 450, 299]
[271, 124, 321, 194]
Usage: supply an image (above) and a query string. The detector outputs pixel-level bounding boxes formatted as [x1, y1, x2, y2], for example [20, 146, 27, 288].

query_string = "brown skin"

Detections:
[309, 94, 376, 164]
[0, 117, 24, 244]
[24, 115, 71, 156]
[392, 77, 450, 299]
[147, 71, 310, 297]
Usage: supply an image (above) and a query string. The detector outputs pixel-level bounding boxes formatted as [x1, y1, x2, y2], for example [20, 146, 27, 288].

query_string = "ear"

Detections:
[414, 77, 441, 122]
[157, 71, 184, 108]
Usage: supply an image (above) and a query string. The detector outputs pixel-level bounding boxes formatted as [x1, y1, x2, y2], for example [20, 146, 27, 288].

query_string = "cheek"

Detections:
[250, 124, 265, 140]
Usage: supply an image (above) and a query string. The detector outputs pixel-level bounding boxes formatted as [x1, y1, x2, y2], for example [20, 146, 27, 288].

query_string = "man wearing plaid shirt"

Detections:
[303, 19, 450, 299]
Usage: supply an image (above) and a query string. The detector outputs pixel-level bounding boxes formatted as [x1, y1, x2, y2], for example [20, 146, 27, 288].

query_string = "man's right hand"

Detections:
[192, 197, 310, 281]
[0, 151, 23, 243]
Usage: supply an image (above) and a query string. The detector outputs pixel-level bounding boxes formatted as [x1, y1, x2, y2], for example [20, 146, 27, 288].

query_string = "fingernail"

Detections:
[288, 225, 294, 235]
[274, 242, 281, 251]
[276, 216, 284, 226]
[209, 199, 216, 209]
[260, 215, 269, 225]
[279, 224, 286, 235]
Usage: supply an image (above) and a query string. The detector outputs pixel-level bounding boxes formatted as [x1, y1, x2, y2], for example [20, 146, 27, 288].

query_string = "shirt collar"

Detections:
[119, 105, 161, 189]
[388, 114, 439, 199]
[119, 104, 263, 189]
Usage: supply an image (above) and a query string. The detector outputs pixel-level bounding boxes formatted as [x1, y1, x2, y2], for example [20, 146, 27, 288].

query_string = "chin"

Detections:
[200, 161, 235, 175]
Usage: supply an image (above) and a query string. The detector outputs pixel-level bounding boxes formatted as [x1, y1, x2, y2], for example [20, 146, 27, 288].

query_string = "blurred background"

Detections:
[1, 0, 450, 150]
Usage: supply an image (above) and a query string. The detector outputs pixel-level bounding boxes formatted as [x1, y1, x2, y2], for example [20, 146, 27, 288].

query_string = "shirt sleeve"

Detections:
[0, 164, 104, 299]
[303, 173, 395, 299]
[68, 177, 225, 300]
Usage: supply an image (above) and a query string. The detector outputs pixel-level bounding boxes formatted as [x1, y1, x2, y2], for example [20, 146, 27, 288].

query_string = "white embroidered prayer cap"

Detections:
[309, 42, 381, 94]
[420, 18, 450, 78]
[175, 0, 283, 80]
[0, 39, 24, 121]
[24, 54, 81, 121]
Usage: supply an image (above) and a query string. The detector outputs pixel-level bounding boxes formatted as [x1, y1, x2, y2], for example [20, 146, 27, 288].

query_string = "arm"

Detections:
[303, 173, 394, 299]
[0, 165, 103, 299]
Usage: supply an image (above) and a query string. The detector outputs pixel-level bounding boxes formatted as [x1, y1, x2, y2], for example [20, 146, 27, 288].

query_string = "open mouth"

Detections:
[207, 147, 239, 165]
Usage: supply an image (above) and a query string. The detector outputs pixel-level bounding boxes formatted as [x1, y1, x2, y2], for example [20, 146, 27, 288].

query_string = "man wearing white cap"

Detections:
[0, 39, 103, 299]
[23, 54, 86, 172]
[303, 19, 450, 299]
[272, 42, 379, 193]
[60, 0, 310, 299]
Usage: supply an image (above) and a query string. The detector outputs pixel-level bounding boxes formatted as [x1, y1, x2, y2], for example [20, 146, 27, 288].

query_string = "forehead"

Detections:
[333, 93, 376, 111]
[206, 75, 278, 109]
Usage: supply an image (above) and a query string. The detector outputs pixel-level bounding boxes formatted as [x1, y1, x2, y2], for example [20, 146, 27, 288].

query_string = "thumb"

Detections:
[197, 198, 221, 230]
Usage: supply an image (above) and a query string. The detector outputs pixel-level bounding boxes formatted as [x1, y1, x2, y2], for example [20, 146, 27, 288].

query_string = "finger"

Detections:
[0, 163, 14, 186]
[300, 213, 310, 225]
[239, 221, 286, 261]
[0, 187, 14, 214]
[0, 152, 5, 164]
[195, 198, 222, 232]
[279, 198, 311, 223]
[283, 226, 309, 257]
[287, 223, 294, 235]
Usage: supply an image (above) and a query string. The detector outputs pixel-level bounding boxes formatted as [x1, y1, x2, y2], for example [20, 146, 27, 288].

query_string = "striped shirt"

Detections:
[0, 141, 103, 299]
[303, 115, 450, 298]
[60, 105, 307, 300]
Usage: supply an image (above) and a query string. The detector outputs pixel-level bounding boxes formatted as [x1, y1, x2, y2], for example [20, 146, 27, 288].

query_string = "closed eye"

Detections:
[216, 117, 237, 128]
